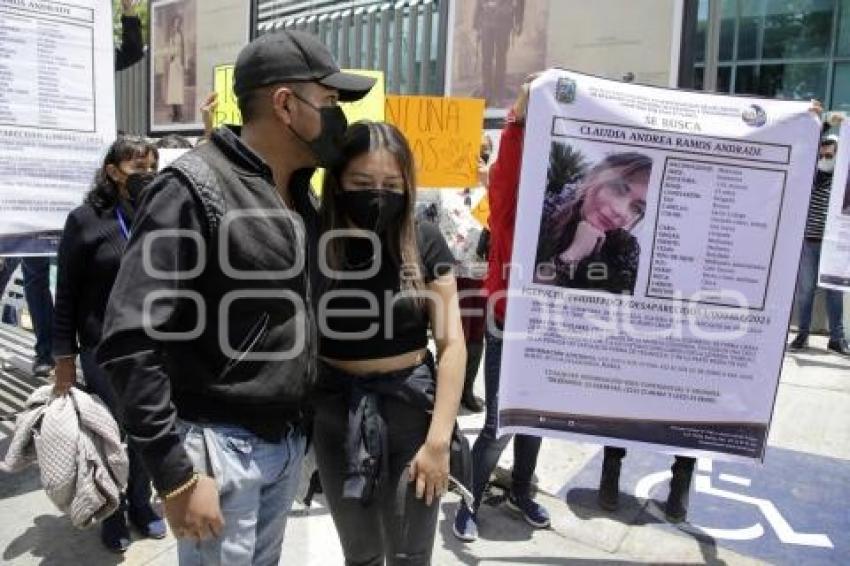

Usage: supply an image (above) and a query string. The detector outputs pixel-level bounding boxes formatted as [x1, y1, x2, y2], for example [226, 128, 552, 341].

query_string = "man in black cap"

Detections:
[97, 30, 375, 564]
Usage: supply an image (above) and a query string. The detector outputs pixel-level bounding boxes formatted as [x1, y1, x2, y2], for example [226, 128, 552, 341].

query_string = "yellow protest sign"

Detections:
[312, 70, 386, 193]
[472, 193, 490, 229]
[213, 64, 241, 127]
[339, 69, 385, 124]
[385, 95, 485, 188]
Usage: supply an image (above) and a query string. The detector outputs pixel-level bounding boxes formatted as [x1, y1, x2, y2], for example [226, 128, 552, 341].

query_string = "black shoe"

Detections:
[788, 333, 809, 351]
[827, 338, 850, 356]
[461, 393, 484, 413]
[597, 452, 622, 512]
[665, 458, 694, 523]
[101, 511, 131, 553]
[32, 361, 54, 378]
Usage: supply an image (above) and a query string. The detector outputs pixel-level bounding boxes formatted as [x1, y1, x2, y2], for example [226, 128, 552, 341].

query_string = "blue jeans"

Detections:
[80, 350, 152, 513]
[796, 240, 845, 341]
[470, 325, 542, 508]
[22, 257, 53, 364]
[176, 420, 306, 566]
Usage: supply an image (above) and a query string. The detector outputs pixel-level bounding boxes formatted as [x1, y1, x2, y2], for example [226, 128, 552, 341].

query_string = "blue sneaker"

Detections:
[452, 502, 478, 542]
[129, 504, 167, 539]
[506, 492, 551, 528]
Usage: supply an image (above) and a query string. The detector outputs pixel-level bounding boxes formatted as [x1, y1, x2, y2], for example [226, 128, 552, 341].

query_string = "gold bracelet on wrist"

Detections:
[161, 472, 200, 501]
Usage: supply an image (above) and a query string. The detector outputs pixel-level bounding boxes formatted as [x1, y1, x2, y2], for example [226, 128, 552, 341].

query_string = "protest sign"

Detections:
[212, 64, 240, 127]
[498, 69, 820, 461]
[0, 0, 116, 255]
[385, 95, 485, 188]
[818, 121, 850, 290]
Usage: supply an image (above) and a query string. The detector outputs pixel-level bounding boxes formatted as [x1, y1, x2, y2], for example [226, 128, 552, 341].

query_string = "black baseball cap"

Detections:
[233, 30, 376, 102]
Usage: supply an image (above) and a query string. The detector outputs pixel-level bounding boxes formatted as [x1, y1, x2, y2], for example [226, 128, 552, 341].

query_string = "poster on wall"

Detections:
[449, 0, 547, 113]
[0, 0, 116, 255]
[819, 121, 850, 290]
[497, 69, 820, 461]
[149, 0, 250, 134]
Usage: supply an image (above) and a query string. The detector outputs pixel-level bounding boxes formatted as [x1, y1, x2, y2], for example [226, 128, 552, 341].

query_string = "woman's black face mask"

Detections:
[340, 189, 406, 234]
[125, 172, 157, 205]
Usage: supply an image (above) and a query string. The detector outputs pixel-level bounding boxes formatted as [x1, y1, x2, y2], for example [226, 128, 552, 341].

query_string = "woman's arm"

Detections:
[53, 212, 85, 392]
[426, 273, 466, 447]
[409, 273, 466, 505]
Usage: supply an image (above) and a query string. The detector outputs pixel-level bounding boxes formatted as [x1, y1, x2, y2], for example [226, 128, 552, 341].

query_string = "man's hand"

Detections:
[163, 474, 225, 541]
[53, 357, 76, 394]
[121, 0, 138, 17]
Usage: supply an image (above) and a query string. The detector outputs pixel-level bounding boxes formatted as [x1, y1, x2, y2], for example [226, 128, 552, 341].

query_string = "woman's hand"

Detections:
[121, 0, 138, 16]
[200, 92, 219, 137]
[512, 72, 542, 123]
[559, 220, 606, 264]
[54, 357, 76, 394]
[409, 441, 450, 506]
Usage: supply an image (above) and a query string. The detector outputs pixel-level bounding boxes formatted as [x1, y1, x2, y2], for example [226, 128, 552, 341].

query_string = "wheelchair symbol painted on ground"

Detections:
[634, 458, 833, 548]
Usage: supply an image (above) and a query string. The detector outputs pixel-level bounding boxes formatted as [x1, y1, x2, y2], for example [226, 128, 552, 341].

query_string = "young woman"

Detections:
[534, 152, 652, 294]
[314, 121, 466, 565]
[53, 136, 165, 553]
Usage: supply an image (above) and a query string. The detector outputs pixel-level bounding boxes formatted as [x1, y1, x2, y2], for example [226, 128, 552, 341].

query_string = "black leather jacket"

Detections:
[97, 126, 319, 492]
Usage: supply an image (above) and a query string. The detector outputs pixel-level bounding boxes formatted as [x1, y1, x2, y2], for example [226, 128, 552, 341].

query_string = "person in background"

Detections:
[53, 136, 164, 553]
[788, 133, 850, 355]
[96, 30, 375, 564]
[597, 448, 695, 522]
[115, 0, 145, 71]
[453, 74, 551, 542]
[440, 134, 493, 412]
[155, 134, 193, 149]
[314, 120, 466, 565]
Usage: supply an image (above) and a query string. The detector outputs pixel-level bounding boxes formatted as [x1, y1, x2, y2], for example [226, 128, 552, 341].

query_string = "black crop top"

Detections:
[318, 221, 456, 360]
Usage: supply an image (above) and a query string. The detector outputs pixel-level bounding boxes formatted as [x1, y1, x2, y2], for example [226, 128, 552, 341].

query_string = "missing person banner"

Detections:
[0, 0, 117, 255]
[498, 69, 820, 461]
[819, 121, 850, 290]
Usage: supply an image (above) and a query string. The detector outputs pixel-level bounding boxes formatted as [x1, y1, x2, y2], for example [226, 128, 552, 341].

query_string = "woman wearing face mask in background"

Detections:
[52, 136, 165, 553]
[313, 121, 466, 565]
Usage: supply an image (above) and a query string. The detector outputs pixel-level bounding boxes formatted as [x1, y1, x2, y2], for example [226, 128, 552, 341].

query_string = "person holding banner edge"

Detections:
[788, 130, 850, 355]
[454, 73, 552, 543]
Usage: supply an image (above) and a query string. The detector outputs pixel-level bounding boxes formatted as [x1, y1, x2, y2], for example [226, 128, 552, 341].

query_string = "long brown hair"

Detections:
[321, 121, 424, 295]
[537, 152, 651, 263]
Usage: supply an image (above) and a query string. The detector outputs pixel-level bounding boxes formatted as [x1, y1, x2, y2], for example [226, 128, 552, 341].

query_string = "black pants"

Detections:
[604, 446, 696, 476]
[313, 363, 440, 566]
[80, 350, 152, 513]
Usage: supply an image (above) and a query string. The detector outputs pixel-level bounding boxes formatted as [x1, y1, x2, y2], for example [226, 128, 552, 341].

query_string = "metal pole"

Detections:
[703, 0, 722, 91]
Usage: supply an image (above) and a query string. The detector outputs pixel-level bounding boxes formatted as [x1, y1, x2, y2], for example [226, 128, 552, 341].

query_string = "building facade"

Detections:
[690, 0, 850, 112]
[116, 1, 850, 135]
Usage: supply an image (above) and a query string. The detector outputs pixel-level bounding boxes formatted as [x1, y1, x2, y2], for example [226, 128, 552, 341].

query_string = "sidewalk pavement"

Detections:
[0, 324, 847, 565]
